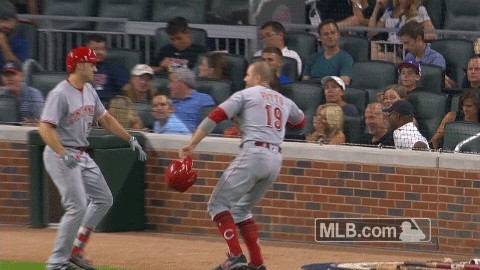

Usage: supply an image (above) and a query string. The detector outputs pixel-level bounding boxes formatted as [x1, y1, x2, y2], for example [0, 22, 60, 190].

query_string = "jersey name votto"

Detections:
[260, 91, 284, 106]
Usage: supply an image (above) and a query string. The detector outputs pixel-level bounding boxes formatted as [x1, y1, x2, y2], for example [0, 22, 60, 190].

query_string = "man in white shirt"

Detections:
[254, 21, 302, 76]
[383, 100, 429, 150]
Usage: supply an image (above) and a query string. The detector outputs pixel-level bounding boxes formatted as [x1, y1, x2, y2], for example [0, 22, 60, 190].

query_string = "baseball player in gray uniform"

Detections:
[180, 61, 305, 270]
[39, 47, 147, 270]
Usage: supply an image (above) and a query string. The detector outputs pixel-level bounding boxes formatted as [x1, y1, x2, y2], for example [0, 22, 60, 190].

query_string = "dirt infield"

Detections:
[0, 225, 460, 270]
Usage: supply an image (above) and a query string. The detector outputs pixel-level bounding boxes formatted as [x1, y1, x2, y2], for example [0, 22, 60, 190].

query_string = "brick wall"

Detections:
[1, 126, 480, 256]
[0, 141, 31, 225]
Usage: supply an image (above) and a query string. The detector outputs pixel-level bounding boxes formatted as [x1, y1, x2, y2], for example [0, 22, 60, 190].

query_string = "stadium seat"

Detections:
[351, 61, 397, 90]
[16, 21, 37, 60]
[201, 106, 233, 135]
[423, 0, 445, 30]
[154, 27, 208, 59]
[343, 116, 363, 145]
[106, 49, 141, 71]
[417, 64, 445, 94]
[223, 53, 248, 92]
[407, 92, 447, 140]
[250, 56, 299, 82]
[207, 0, 249, 25]
[366, 88, 383, 104]
[344, 87, 367, 117]
[339, 35, 369, 62]
[443, 121, 480, 152]
[280, 81, 324, 140]
[284, 31, 318, 65]
[133, 101, 154, 129]
[0, 95, 20, 124]
[95, 0, 150, 32]
[195, 79, 233, 105]
[152, 75, 169, 96]
[430, 39, 474, 85]
[450, 94, 461, 112]
[30, 72, 66, 97]
[41, 0, 95, 30]
[151, 0, 207, 23]
[444, 0, 480, 32]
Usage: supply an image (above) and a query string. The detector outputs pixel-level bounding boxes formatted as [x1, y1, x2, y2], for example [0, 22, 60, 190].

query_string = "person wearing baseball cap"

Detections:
[39, 46, 147, 270]
[382, 100, 429, 150]
[121, 64, 158, 102]
[321, 75, 359, 117]
[398, 58, 421, 94]
[0, 60, 44, 124]
[0, 1, 30, 67]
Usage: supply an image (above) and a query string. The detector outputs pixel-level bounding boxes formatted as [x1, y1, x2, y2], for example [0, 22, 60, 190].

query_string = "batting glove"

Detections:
[59, 151, 79, 169]
[129, 136, 147, 162]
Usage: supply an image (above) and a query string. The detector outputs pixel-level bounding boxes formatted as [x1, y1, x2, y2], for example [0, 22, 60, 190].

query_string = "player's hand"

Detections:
[129, 136, 147, 162]
[59, 151, 79, 169]
[179, 144, 195, 158]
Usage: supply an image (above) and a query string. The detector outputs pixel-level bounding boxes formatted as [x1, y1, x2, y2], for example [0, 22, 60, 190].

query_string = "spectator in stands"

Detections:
[254, 21, 302, 76]
[306, 103, 345, 145]
[0, 61, 43, 124]
[382, 84, 408, 108]
[153, 17, 208, 74]
[0, 2, 30, 67]
[303, 20, 353, 85]
[430, 88, 480, 149]
[168, 67, 215, 132]
[84, 34, 130, 102]
[107, 95, 144, 130]
[398, 58, 421, 94]
[337, 0, 383, 27]
[363, 102, 394, 146]
[368, 0, 436, 42]
[462, 55, 480, 89]
[261, 46, 292, 85]
[197, 52, 229, 80]
[321, 76, 359, 116]
[122, 64, 158, 102]
[397, 21, 455, 89]
[11, 0, 40, 25]
[383, 100, 429, 149]
[149, 94, 190, 134]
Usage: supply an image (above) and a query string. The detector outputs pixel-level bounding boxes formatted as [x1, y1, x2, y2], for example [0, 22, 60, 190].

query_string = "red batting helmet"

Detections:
[66, 47, 97, 73]
[165, 156, 198, 193]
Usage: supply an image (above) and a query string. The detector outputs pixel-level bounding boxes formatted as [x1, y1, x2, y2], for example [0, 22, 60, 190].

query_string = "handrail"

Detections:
[454, 132, 480, 153]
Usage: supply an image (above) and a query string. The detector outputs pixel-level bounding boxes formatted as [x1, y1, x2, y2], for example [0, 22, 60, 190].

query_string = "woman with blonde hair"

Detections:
[122, 64, 158, 102]
[306, 103, 345, 144]
[108, 95, 144, 130]
[382, 84, 408, 108]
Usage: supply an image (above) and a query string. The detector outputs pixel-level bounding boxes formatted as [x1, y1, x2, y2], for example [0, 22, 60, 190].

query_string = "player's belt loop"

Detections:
[254, 141, 282, 153]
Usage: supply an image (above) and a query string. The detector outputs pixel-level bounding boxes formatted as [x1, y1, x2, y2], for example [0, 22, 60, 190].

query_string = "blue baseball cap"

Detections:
[382, 100, 415, 117]
[398, 58, 421, 75]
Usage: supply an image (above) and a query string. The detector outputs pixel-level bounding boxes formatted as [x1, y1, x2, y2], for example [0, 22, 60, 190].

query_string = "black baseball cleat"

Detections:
[69, 254, 96, 270]
[213, 253, 248, 270]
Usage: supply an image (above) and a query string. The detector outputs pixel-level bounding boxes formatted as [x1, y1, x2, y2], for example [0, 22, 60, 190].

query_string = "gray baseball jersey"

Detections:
[219, 85, 304, 146]
[208, 85, 304, 223]
[41, 80, 106, 146]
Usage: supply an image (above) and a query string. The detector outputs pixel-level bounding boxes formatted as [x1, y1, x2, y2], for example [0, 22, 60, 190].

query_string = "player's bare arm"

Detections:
[97, 112, 133, 141]
[0, 32, 19, 63]
[38, 122, 66, 155]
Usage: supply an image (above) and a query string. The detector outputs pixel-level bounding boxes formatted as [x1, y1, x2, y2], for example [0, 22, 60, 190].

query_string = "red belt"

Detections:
[65, 146, 87, 152]
[254, 141, 282, 153]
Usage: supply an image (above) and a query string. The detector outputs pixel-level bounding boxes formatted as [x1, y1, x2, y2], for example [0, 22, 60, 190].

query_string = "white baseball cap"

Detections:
[321, 76, 345, 91]
[131, 64, 154, 76]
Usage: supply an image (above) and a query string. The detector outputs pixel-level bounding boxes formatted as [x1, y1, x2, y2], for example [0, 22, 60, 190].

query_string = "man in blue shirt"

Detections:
[84, 34, 129, 102]
[0, 61, 44, 124]
[261, 46, 292, 85]
[0, 2, 30, 67]
[302, 19, 353, 85]
[150, 94, 190, 134]
[168, 67, 215, 132]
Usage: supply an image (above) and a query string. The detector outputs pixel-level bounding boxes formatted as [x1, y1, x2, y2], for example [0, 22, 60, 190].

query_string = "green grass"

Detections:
[0, 260, 128, 270]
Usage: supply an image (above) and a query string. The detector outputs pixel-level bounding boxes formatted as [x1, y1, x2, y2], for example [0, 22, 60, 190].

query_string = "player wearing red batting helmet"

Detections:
[39, 46, 147, 270]
[66, 47, 97, 73]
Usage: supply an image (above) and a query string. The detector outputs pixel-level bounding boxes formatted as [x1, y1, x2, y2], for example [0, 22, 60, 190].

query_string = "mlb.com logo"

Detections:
[315, 218, 431, 242]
